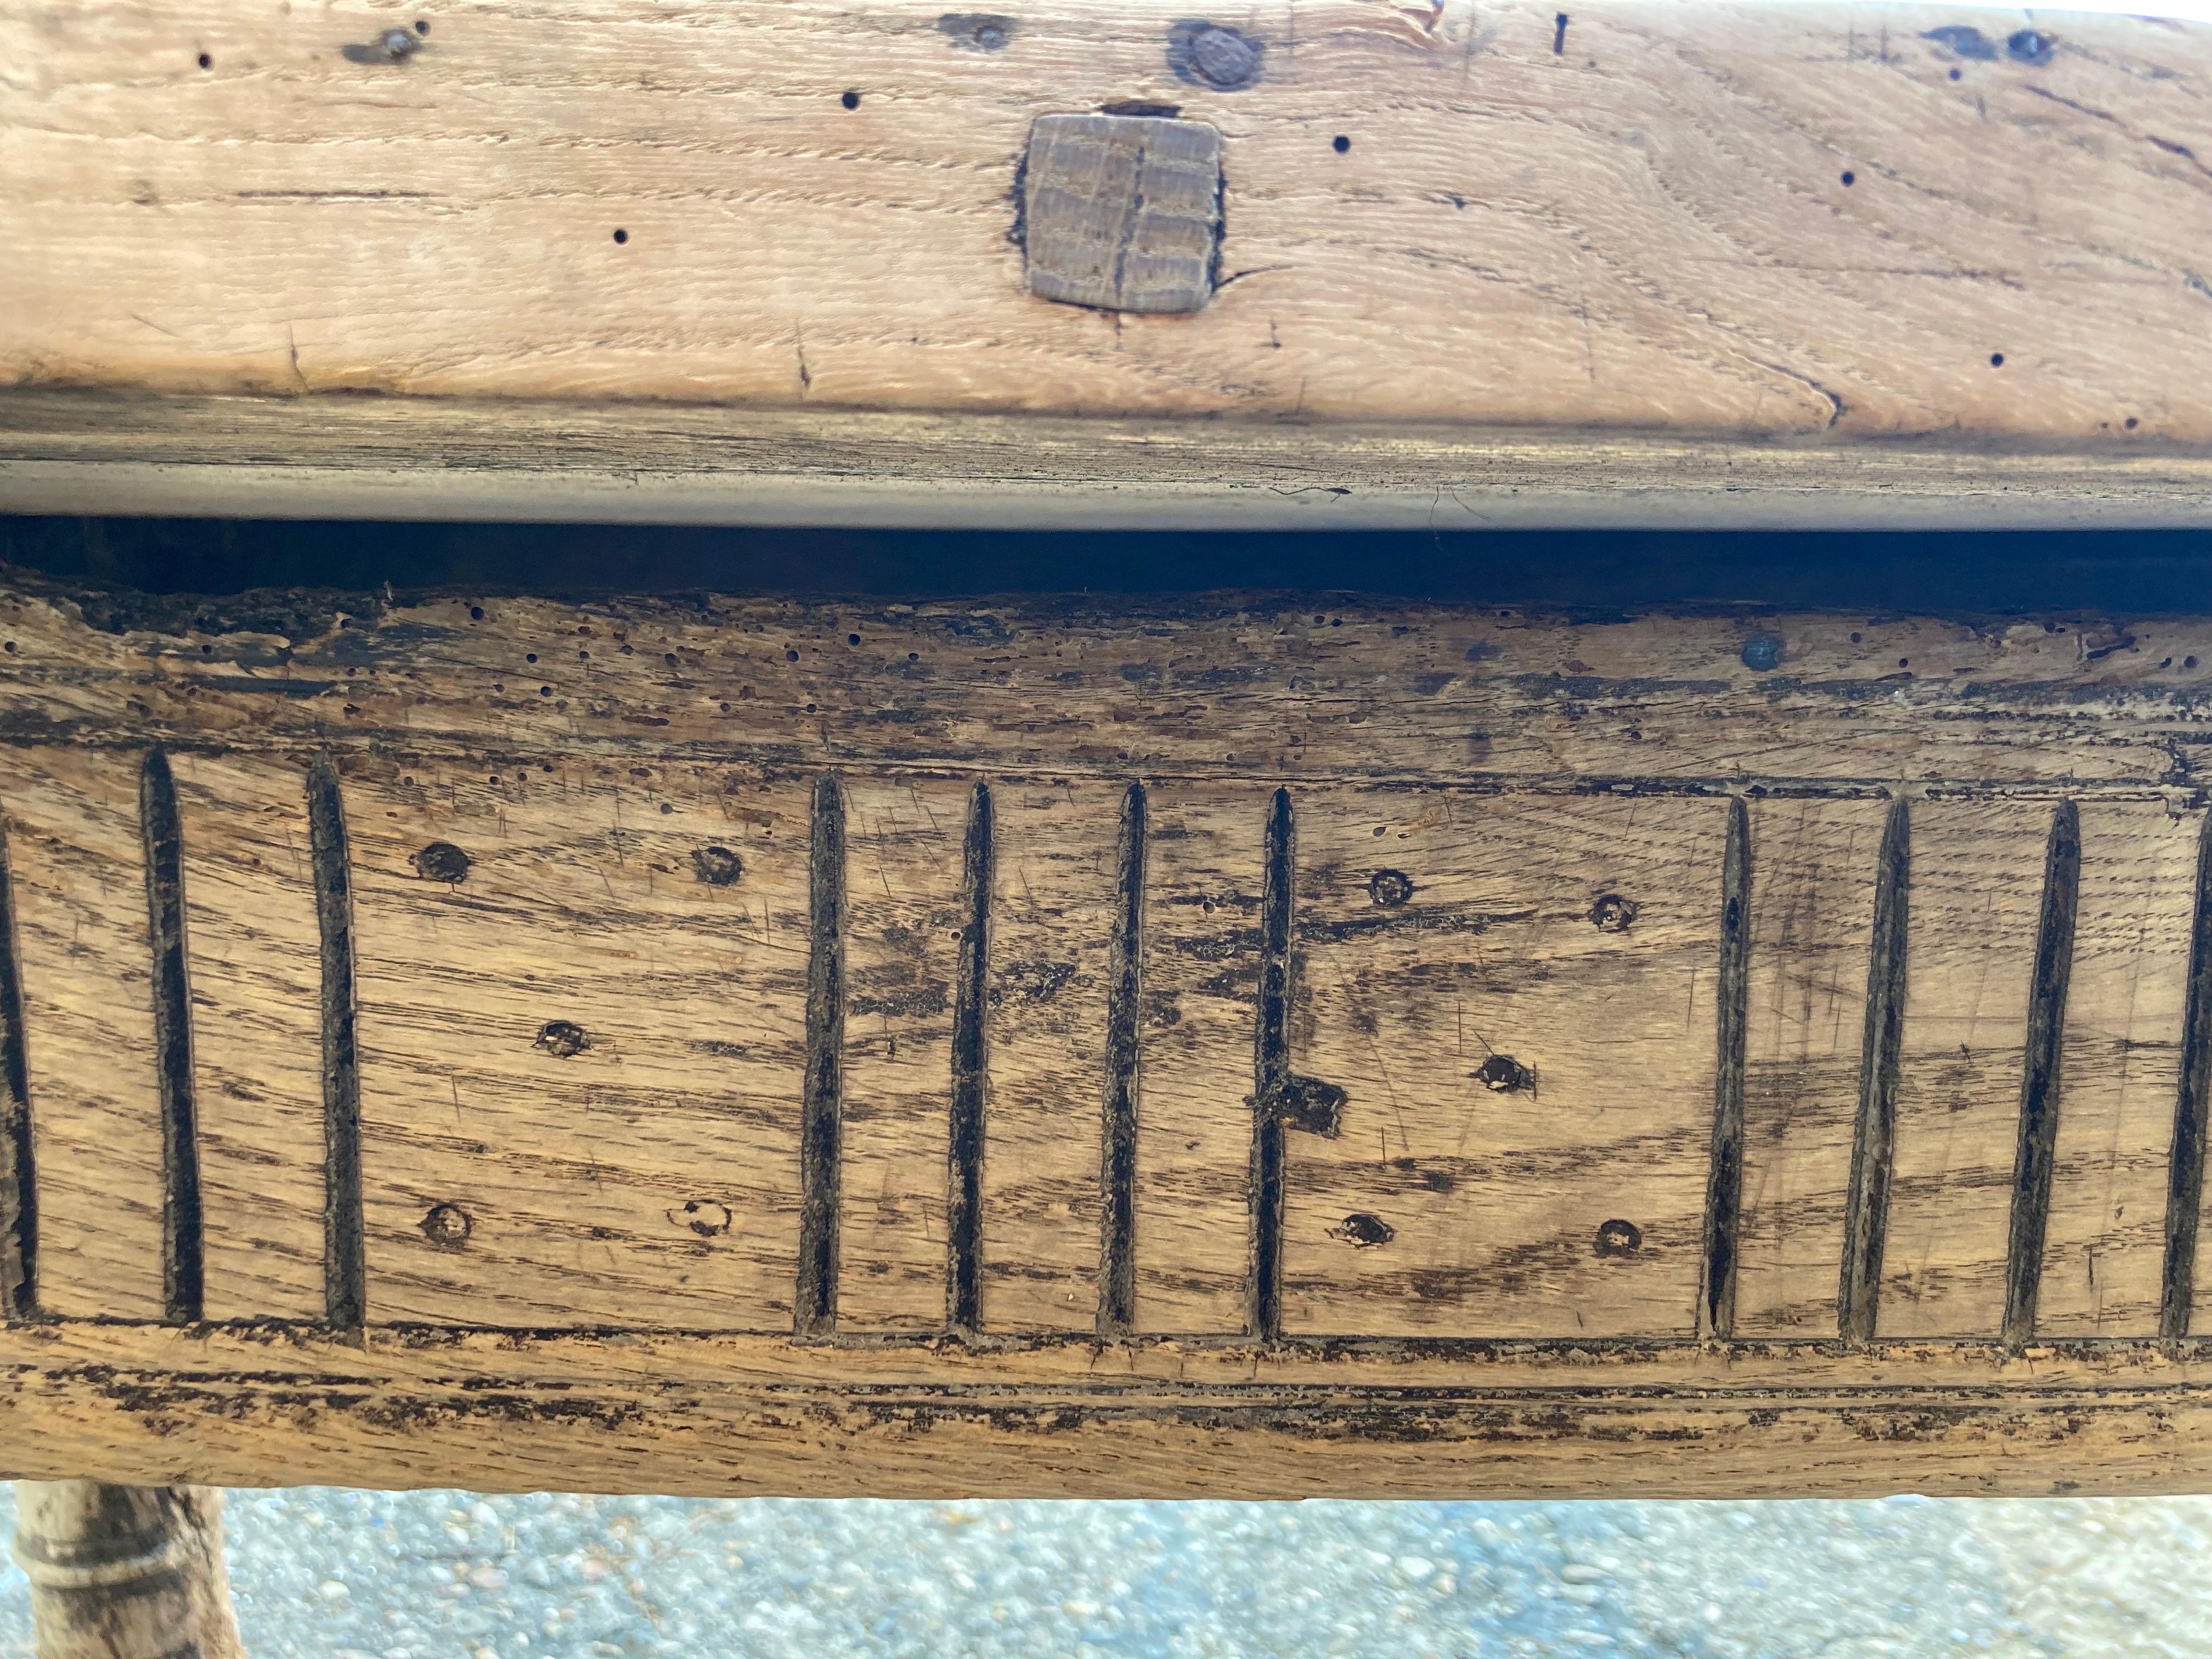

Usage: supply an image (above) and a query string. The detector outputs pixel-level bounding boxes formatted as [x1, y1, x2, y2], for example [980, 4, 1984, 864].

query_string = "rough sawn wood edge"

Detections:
[3, 392, 2210, 530]
[6, 1327, 2212, 1498]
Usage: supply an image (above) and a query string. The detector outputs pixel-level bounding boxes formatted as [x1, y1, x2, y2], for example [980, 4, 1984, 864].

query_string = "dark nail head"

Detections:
[421, 1204, 472, 1248]
[1332, 1212, 1396, 1248]
[1588, 893, 1638, 932]
[533, 1020, 591, 1059]
[412, 841, 470, 882]
[1369, 868, 1414, 908]
[1192, 25, 1259, 84]
[1594, 1218, 1643, 1257]
[1473, 1054, 1534, 1094]
[691, 845, 745, 887]
[1740, 635, 1782, 672]
[1169, 20, 1262, 89]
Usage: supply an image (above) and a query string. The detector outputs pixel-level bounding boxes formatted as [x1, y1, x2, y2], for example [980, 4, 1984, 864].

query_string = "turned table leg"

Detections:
[10, 1482, 242, 1659]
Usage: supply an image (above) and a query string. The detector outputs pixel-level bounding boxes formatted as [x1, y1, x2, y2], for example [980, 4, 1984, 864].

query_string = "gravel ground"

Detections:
[5, 1488, 2212, 1657]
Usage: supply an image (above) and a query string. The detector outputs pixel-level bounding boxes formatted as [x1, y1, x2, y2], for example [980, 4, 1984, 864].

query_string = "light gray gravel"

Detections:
[4, 1486, 2210, 1657]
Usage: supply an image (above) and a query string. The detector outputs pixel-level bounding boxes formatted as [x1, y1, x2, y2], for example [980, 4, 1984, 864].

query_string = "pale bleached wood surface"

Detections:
[5, 0, 2212, 528]
[5, 1, 2209, 439]
[5, 578, 2212, 1495]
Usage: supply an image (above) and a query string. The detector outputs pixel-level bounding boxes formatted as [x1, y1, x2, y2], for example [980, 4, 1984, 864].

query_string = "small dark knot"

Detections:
[672, 1199, 733, 1237]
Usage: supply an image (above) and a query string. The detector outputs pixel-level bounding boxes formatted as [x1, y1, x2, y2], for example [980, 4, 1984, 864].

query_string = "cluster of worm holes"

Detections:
[404, 603, 2210, 1269]
[408, 837, 748, 1243]
[403, 809, 1648, 1263]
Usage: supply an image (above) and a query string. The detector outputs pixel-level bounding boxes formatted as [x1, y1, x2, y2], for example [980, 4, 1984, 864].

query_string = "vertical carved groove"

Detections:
[946, 780, 992, 1334]
[140, 748, 202, 1325]
[1096, 782, 1149, 1335]
[2004, 799, 2081, 1348]
[795, 774, 845, 1338]
[0, 799, 35, 1321]
[1250, 787, 1294, 1343]
[1699, 796, 1752, 1341]
[2162, 811, 2212, 1339]
[1098, 782, 1147, 1338]
[1838, 794, 1909, 1344]
[306, 754, 365, 1330]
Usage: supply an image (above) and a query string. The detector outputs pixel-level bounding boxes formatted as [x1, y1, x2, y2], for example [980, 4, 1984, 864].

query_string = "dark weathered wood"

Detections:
[1022, 114, 1224, 314]
[4, 578, 2212, 1495]
[2004, 800, 2080, 1346]
[1840, 797, 1909, 1343]
[306, 752, 364, 1330]
[10, 1481, 241, 1659]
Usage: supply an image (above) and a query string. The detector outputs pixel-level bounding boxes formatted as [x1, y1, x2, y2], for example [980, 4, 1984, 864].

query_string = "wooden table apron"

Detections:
[4, 580, 2212, 1496]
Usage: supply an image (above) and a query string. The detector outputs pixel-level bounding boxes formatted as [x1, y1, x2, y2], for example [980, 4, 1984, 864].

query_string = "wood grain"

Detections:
[839, 776, 968, 1329]
[1731, 797, 1887, 1336]
[2038, 803, 2199, 1338]
[1879, 802, 2049, 1339]
[346, 757, 810, 1329]
[7, 748, 166, 1321]
[1134, 785, 1265, 1334]
[1279, 791, 1725, 1338]
[11, 579, 2212, 1494]
[170, 753, 324, 1323]
[5, 1, 2210, 442]
[981, 776, 1117, 1333]
[7, 391, 2212, 532]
